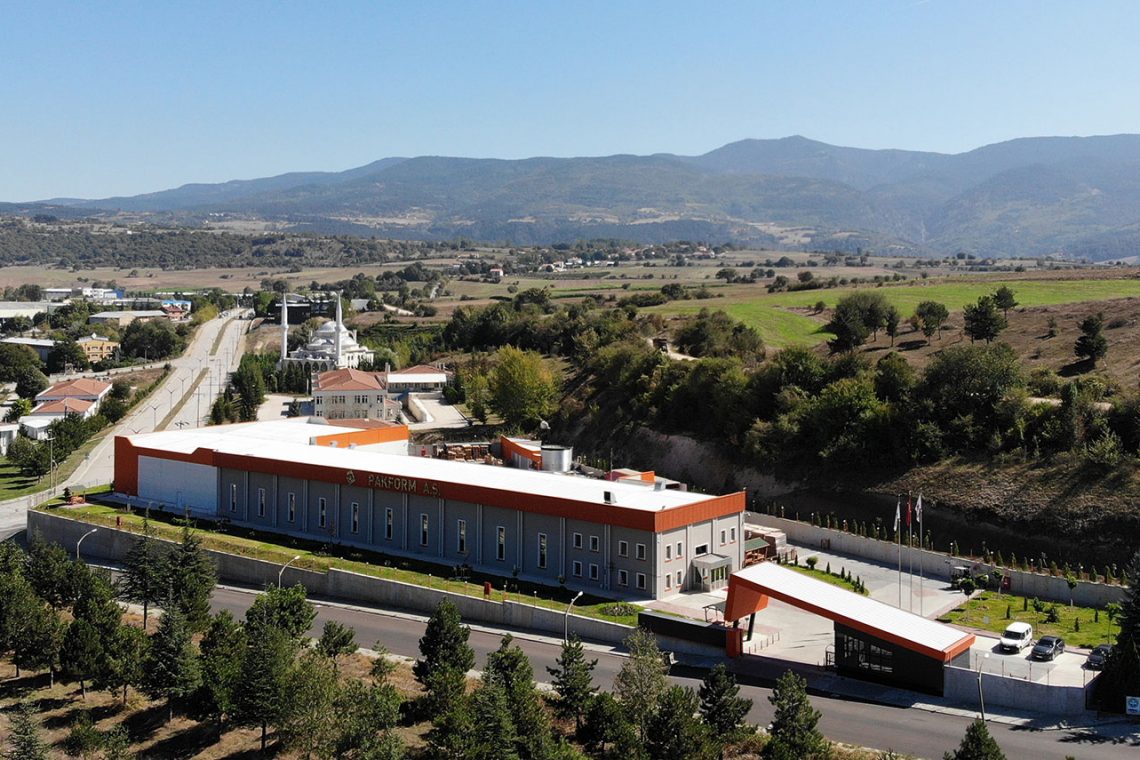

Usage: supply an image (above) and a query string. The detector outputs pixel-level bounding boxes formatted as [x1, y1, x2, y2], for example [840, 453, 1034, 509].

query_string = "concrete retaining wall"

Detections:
[28, 510, 633, 645]
[749, 513, 1127, 608]
[944, 666, 1090, 717]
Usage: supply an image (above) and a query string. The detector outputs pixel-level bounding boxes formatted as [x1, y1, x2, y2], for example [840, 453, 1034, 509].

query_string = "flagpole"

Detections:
[896, 495, 902, 608]
[918, 494, 925, 617]
[908, 492, 914, 612]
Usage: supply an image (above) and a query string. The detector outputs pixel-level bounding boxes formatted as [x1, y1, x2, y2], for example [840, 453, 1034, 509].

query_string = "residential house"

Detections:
[76, 334, 119, 364]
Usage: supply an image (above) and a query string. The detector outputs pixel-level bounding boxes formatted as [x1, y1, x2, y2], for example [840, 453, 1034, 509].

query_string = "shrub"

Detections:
[1045, 605, 1061, 624]
[600, 603, 638, 618]
[805, 557, 818, 570]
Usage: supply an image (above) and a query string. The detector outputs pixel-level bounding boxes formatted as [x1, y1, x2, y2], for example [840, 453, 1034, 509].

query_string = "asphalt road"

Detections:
[209, 585, 1139, 760]
[0, 311, 250, 538]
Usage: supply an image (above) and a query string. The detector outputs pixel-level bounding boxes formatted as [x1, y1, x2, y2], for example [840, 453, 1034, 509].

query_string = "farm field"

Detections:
[650, 275, 1140, 348]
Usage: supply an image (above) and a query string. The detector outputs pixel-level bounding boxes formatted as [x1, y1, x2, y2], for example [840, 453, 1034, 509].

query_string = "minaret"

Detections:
[334, 292, 343, 368]
[280, 294, 289, 366]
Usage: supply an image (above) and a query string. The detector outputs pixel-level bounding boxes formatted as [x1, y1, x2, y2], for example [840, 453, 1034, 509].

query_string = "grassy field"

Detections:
[939, 591, 1116, 649]
[651, 277, 1140, 348]
[45, 502, 644, 626]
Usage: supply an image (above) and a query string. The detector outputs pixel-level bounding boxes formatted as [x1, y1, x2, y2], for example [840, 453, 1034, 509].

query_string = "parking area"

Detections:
[970, 634, 1098, 687]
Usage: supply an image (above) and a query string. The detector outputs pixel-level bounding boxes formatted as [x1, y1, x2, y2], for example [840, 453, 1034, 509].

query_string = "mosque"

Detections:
[278, 293, 375, 370]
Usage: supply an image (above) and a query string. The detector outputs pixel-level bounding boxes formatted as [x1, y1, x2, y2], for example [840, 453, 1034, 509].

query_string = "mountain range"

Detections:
[14, 134, 1140, 258]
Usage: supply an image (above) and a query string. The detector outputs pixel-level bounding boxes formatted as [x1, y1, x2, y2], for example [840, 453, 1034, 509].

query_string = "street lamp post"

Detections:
[45, 434, 54, 491]
[564, 590, 584, 642]
[976, 652, 990, 723]
[279, 555, 302, 586]
[76, 528, 98, 562]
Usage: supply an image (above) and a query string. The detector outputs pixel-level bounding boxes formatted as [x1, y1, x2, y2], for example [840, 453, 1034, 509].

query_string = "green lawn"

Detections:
[0, 461, 49, 501]
[651, 277, 1140, 349]
[45, 502, 643, 626]
[938, 591, 1117, 649]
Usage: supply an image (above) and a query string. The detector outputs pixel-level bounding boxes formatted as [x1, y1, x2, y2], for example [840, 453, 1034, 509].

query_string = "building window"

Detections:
[665, 573, 672, 589]
[350, 503, 359, 534]
[457, 519, 467, 554]
[318, 498, 327, 528]
[420, 514, 429, 546]
[589, 563, 599, 581]
[384, 508, 393, 540]
[618, 540, 628, 557]
[636, 573, 646, 590]
[695, 543, 709, 556]
[589, 535, 599, 553]
[618, 569, 628, 586]
[636, 543, 646, 561]
[572, 560, 583, 577]
[537, 533, 548, 569]
[676, 570, 682, 585]
[229, 483, 237, 512]
[257, 488, 266, 517]
[497, 526, 506, 561]
[665, 543, 672, 561]
[720, 529, 727, 545]
[287, 493, 296, 523]
[730, 527, 737, 542]
[676, 542, 683, 558]
[573, 532, 583, 549]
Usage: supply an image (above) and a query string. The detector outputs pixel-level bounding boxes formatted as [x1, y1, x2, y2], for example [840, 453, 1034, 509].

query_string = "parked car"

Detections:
[1086, 644, 1112, 669]
[1031, 635, 1065, 661]
[999, 622, 1034, 653]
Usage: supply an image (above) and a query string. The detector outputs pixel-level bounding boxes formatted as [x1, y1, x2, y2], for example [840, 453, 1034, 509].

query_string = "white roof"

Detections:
[90, 310, 166, 318]
[126, 419, 714, 512]
[1, 337, 56, 348]
[385, 373, 447, 384]
[19, 417, 54, 430]
[730, 562, 972, 656]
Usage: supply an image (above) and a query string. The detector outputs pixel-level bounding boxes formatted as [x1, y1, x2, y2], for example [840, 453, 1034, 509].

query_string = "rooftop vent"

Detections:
[604, 490, 615, 504]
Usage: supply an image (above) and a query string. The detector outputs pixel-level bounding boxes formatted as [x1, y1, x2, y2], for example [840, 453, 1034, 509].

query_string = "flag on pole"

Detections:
[906, 494, 912, 528]
[894, 498, 900, 533]
[915, 493, 923, 522]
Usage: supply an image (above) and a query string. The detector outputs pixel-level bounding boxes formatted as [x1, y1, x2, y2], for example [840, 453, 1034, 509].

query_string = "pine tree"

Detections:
[142, 609, 201, 721]
[614, 627, 669, 741]
[414, 600, 475, 714]
[24, 538, 80, 610]
[235, 624, 296, 751]
[100, 623, 150, 705]
[992, 286, 1018, 317]
[278, 651, 343, 760]
[334, 678, 405, 760]
[1074, 312, 1108, 366]
[547, 634, 598, 731]
[164, 525, 217, 632]
[244, 583, 316, 641]
[13, 599, 62, 684]
[120, 517, 169, 628]
[3, 702, 49, 760]
[72, 568, 122, 641]
[468, 680, 520, 760]
[699, 662, 753, 736]
[315, 619, 357, 661]
[763, 670, 828, 760]
[197, 610, 247, 724]
[646, 685, 711, 760]
[484, 634, 552, 760]
[61, 619, 103, 699]
[426, 690, 474, 760]
[943, 718, 1007, 760]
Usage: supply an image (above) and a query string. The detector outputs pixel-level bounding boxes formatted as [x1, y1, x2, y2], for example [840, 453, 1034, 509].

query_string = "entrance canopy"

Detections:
[726, 562, 974, 662]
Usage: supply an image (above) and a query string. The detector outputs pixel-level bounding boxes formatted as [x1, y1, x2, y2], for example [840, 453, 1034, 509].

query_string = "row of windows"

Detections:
[231, 488, 717, 584]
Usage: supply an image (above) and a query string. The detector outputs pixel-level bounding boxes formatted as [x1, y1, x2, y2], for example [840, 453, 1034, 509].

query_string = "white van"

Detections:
[999, 622, 1034, 653]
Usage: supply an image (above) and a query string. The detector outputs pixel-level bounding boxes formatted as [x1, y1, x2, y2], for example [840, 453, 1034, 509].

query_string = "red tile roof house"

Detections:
[312, 368, 402, 421]
[35, 378, 112, 412]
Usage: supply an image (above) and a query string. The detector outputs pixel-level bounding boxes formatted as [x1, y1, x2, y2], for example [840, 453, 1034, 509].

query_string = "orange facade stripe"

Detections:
[313, 424, 409, 448]
[500, 436, 541, 466]
[653, 491, 746, 531]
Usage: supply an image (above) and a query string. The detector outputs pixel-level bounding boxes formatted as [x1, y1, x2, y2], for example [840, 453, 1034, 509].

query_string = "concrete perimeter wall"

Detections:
[749, 513, 1127, 609]
[28, 510, 633, 646]
[944, 665, 1090, 717]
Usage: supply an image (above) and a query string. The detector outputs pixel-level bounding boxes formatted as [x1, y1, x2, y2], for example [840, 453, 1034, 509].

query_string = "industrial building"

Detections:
[113, 418, 746, 599]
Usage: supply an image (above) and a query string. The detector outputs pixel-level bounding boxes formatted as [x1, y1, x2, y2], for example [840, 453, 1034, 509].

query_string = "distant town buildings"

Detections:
[0, 336, 56, 363]
[279, 293, 374, 370]
[19, 377, 112, 439]
[312, 368, 402, 421]
[88, 310, 168, 327]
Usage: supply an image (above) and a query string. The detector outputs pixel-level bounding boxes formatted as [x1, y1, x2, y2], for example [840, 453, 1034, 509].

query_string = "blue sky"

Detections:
[3, 1, 1138, 200]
